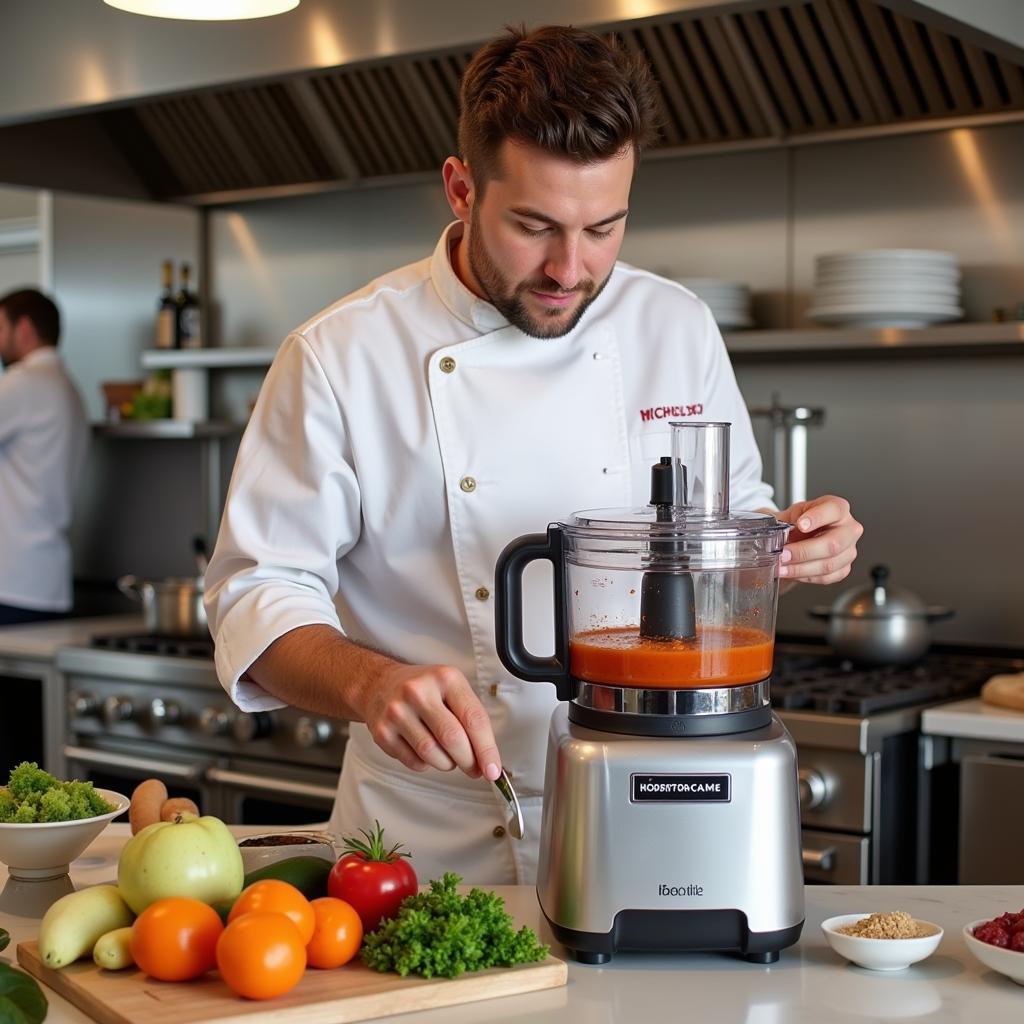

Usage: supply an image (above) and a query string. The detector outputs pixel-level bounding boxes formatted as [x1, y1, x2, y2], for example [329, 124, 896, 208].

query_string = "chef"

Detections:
[205, 24, 863, 884]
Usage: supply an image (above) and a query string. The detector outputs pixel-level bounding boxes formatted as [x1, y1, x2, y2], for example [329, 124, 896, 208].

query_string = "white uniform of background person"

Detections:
[205, 221, 774, 885]
[0, 347, 88, 612]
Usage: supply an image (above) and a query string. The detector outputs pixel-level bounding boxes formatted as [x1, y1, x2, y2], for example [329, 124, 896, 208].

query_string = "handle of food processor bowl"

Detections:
[494, 525, 573, 701]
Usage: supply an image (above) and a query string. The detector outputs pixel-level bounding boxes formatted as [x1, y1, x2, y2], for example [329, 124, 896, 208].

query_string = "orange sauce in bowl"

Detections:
[569, 625, 774, 688]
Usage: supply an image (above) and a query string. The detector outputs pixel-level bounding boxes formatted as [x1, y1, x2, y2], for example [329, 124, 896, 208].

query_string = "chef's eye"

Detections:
[587, 227, 615, 239]
[517, 223, 549, 237]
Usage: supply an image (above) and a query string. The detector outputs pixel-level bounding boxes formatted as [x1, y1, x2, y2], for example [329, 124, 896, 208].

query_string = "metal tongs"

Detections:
[492, 768, 525, 840]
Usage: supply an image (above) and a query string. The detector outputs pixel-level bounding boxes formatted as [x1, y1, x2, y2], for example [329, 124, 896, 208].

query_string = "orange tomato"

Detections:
[130, 897, 223, 981]
[306, 897, 363, 969]
[216, 911, 307, 1000]
[228, 879, 315, 944]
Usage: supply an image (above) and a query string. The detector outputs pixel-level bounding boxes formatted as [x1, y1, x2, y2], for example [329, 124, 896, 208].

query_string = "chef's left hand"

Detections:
[771, 495, 863, 585]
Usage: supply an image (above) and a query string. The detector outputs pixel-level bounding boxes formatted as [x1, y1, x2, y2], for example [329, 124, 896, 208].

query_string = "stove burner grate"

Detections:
[770, 652, 1007, 715]
[90, 633, 215, 660]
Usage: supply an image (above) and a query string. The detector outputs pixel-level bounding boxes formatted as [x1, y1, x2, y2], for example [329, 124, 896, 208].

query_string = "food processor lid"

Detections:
[562, 505, 788, 540]
[831, 564, 928, 619]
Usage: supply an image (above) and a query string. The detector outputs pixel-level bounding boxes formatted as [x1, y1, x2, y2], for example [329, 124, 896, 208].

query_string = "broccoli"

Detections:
[0, 762, 114, 823]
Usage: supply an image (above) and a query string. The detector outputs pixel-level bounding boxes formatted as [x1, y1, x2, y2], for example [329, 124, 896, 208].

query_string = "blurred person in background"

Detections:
[0, 288, 88, 625]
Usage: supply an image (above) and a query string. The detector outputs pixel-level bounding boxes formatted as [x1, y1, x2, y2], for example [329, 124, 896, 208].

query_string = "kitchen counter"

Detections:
[3, 825, 1023, 1024]
[0, 617, 141, 664]
[923, 697, 1024, 743]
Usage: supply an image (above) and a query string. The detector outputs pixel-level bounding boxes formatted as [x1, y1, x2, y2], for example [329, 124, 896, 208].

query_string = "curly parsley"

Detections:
[361, 872, 548, 979]
[0, 763, 113, 824]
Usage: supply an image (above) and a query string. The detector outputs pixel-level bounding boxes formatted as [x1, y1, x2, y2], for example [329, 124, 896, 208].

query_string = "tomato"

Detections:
[305, 897, 363, 969]
[130, 897, 223, 981]
[327, 822, 418, 932]
[216, 912, 306, 1000]
[228, 879, 315, 944]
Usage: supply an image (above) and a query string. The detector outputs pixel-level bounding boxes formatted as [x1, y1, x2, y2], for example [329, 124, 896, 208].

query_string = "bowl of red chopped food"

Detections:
[964, 911, 1024, 985]
[0, 762, 128, 880]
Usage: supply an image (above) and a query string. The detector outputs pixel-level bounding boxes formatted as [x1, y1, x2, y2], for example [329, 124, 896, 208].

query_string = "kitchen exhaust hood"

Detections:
[0, 0, 1021, 205]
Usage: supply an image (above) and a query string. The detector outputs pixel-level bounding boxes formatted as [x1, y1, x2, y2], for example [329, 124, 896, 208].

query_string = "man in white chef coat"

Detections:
[205, 25, 863, 883]
[0, 289, 89, 625]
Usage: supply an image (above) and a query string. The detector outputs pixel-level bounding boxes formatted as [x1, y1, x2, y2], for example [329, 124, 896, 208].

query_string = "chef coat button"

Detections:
[592, 351, 604, 360]
[489, 683, 499, 698]
[460, 476, 477, 493]
[475, 586, 490, 601]
[439, 356, 457, 373]
[493, 826, 506, 839]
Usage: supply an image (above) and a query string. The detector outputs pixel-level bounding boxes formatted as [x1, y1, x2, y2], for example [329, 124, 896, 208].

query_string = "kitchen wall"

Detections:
[0, 186, 43, 296]
[206, 120, 1024, 647]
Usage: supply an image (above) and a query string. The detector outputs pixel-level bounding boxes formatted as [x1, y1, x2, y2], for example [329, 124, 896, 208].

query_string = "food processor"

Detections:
[495, 421, 804, 964]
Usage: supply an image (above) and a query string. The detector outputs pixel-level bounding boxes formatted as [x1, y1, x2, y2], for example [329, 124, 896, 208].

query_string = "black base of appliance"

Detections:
[568, 700, 773, 737]
[545, 907, 804, 965]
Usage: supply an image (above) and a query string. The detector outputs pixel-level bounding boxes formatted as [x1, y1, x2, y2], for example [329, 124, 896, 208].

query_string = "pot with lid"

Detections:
[808, 564, 953, 666]
[495, 421, 791, 736]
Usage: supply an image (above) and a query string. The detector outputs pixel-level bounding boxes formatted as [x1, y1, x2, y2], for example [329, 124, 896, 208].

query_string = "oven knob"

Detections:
[67, 690, 99, 718]
[798, 768, 831, 810]
[149, 698, 183, 728]
[294, 717, 332, 748]
[102, 695, 134, 726]
[198, 706, 230, 736]
[232, 711, 273, 742]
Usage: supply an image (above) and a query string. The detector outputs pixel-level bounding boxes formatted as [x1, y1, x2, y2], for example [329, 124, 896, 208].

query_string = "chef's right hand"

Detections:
[364, 663, 502, 782]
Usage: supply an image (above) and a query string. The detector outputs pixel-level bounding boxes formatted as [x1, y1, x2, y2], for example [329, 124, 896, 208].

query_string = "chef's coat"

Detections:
[0, 346, 88, 611]
[205, 222, 774, 885]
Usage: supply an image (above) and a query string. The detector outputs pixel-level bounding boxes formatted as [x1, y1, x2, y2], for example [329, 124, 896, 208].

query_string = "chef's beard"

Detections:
[467, 211, 611, 339]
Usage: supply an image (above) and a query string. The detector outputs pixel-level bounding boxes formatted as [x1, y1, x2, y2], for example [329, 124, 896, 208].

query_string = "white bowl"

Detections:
[237, 830, 337, 874]
[963, 919, 1024, 985]
[0, 789, 129, 880]
[822, 914, 943, 971]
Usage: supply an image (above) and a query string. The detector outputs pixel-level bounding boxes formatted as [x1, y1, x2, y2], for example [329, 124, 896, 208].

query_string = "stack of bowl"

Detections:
[806, 250, 962, 328]
[674, 278, 754, 330]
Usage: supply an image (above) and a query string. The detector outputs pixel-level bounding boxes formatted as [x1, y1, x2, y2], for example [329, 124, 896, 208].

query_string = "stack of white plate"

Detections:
[807, 250, 962, 328]
[675, 278, 753, 330]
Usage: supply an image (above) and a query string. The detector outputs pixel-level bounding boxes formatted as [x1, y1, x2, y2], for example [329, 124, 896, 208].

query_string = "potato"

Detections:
[128, 778, 167, 835]
[160, 797, 200, 822]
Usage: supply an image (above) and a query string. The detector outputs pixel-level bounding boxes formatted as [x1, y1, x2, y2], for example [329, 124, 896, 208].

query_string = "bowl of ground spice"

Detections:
[822, 912, 943, 971]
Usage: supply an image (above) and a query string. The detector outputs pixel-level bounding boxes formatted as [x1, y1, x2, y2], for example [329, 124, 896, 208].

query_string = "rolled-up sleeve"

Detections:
[204, 332, 361, 711]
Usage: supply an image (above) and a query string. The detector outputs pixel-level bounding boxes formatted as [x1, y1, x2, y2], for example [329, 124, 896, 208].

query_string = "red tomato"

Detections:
[327, 821, 417, 932]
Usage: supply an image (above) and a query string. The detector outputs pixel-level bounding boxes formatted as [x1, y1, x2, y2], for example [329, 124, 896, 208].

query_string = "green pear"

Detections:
[117, 813, 243, 915]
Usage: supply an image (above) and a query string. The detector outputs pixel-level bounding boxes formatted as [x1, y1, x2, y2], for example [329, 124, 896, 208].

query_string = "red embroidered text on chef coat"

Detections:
[639, 403, 704, 423]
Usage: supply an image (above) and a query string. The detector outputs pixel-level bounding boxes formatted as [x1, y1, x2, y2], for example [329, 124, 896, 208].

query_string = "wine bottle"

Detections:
[176, 262, 202, 349]
[155, 260, 176, 349]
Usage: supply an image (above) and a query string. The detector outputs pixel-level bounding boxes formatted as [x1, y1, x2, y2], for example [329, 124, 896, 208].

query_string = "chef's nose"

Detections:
[543, 239, 582, 291]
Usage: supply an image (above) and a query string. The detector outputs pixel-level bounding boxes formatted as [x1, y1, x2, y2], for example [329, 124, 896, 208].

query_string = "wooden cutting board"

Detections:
[17, 941, 567, 1024]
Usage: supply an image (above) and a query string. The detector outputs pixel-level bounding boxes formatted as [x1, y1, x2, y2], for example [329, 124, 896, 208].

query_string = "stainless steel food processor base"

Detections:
[537, 704, 805, 963]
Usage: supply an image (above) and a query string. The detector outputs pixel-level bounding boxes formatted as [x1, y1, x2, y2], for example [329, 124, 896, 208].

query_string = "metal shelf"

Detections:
[140, 347, 276, 370]
[93, 420, 244, 439]
[724, 322, 1024, 360]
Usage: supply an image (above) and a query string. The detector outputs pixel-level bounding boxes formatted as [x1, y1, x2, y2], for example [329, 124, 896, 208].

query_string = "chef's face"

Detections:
[0, 311, 16, 368]
[453, 141, 633, 338]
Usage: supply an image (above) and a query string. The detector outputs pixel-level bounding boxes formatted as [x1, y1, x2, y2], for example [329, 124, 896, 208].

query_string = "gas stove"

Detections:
[90, 633, 215, 659]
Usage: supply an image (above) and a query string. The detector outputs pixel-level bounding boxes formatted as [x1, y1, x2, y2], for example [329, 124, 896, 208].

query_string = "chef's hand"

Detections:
[364, 663, 502, 782]
[772, 495, 863, 585]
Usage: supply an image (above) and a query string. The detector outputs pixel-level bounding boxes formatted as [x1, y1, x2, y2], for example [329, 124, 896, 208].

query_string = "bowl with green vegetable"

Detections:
[0, 762, 129, 880]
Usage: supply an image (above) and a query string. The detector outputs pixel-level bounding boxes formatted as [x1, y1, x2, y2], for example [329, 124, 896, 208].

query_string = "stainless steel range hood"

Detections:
[1, 0, 1021, 205]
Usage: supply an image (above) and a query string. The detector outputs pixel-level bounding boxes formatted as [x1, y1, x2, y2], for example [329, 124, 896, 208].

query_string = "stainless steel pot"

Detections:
[118, 574, 208, 638]
[808, 564, 952, 666]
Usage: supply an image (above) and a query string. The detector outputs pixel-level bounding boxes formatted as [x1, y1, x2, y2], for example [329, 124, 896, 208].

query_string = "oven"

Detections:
[772, 640, 1022, 885]
[55, 635, 346, 826]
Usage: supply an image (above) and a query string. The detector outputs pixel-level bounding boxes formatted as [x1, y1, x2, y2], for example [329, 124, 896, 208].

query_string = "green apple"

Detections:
[117, 813, 244, 914]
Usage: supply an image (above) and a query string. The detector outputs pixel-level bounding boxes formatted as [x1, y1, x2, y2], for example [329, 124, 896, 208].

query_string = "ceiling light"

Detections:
[103, 0, 299, 20]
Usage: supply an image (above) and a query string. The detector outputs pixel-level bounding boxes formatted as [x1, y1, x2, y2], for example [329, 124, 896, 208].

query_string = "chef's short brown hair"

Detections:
[0, 288, 60, 346]
[458, 25, 659, 192]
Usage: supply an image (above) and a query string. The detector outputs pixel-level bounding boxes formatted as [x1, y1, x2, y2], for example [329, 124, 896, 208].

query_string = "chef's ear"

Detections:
[442, 156, 474, 223]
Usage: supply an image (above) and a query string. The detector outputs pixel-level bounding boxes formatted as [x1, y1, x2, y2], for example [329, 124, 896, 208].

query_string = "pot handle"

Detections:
[925, 606, 955, 622]
[493, 525, 573, 701]
[117, 574, 144, 601]
[807, 607, 833, 620]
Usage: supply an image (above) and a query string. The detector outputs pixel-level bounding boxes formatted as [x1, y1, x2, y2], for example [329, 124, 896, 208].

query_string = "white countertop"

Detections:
[922, 697, 1024, 743]
[3, 825, 1024, 1024]
[0, 617, 142, 663]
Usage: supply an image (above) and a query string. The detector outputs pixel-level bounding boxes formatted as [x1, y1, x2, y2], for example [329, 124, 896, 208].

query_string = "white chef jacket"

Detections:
[205, 222, 774, 885]
[0, 346, 88, 611]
